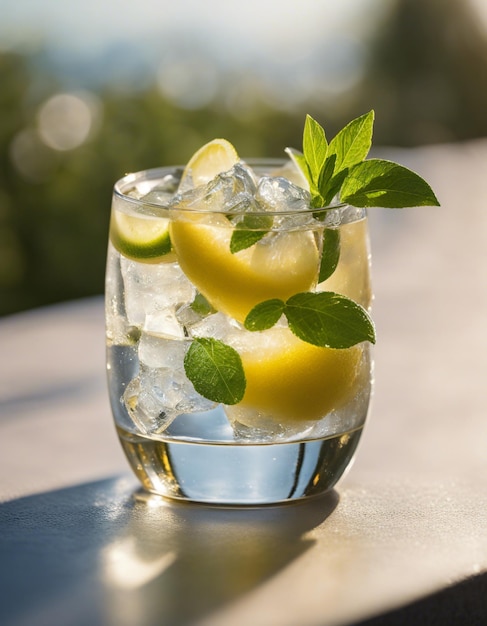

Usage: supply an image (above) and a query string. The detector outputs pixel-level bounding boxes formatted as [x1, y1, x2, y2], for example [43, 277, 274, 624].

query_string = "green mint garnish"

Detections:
[244, 292, 375, 349]
[190, 293, 215, 316]
[319, 229, 340, 283]
[340, 159, 440, 208]
[319, 111, 374, 206]
[285, 292, 375, 348]
[326, 110, 374, 176]
[184, 337, 246, 405]
[302, 114, 328, 202]
[293, 110, 440, 209]
[230, 214, 273, 254]
[244, 299, 285, 331]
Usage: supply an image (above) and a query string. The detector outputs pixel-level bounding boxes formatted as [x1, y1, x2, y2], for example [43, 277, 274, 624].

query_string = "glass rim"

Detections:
[113, 160, 359, 219]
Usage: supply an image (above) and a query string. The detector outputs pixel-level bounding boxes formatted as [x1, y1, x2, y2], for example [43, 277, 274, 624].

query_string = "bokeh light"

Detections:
[9, 128, 57, 181]
[37, 91, 101, 151]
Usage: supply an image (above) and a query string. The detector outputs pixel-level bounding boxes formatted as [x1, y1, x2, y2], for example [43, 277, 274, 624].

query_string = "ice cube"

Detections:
[141, 189, 174, 206]
[135, 171, 182, 201]
[123, 362, 215, 435]
[226, 404, 314, 442]
[144, 309, 185, 337]
[255, 176, 318, 230]
[138, 333, 188, 369]
[173, 163, 258, 214]
[256, 176, 311, 212]
[175, 301, 207, 333]
[188, 311, 241, 341]
[121, 258, 195, 329]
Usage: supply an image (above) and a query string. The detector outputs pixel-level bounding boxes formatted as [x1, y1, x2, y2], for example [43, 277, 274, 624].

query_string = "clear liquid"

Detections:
[116, 423, 363, 505]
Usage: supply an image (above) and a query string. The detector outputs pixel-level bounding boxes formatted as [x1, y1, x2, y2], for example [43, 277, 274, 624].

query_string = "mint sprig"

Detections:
[244, 292, 375, 349]
[294, 110, 440, 209]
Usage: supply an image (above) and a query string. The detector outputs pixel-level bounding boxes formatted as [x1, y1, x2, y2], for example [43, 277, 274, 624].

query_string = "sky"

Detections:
[1, 0, 382, 52]
[0, 0, 391, 109]
[2, 0, 486, 74]
[2, 0, 486, 111]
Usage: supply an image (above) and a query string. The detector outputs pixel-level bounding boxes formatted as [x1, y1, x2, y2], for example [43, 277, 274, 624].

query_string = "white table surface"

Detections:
[1, 140, 487, 626]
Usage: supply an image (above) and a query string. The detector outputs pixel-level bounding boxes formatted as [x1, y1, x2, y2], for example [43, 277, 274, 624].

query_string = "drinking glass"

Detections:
[105, 161, 373, 505]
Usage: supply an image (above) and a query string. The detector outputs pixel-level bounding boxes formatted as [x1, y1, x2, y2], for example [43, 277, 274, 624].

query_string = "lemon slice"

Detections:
[227, 327, 363, 423]
[110, 211, 176, 263]
[180, 138, 239, 188]
[170, 215, 320, 322]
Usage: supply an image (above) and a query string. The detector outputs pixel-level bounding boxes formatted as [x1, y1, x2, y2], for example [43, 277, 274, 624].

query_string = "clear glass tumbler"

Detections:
[105, 161, 373, 505]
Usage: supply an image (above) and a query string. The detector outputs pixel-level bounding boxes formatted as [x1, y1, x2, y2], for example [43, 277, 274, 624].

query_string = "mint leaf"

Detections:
[340, 159, 440, 208]
[285, 292, 375, 349]
[317, 154, 337, 204]
[230, 214, 273, 253]
[302, 114, 328, 187]
[319, 229, 340, 283]
[327, 110, 374, 175]
[291, 112, 439, 210]
[244, 299, 285, 331]
[184, 337, 246, 404]
[190, 293, 215, 316]
[322, 169, 349, 206]
[230, 229, 266, 253]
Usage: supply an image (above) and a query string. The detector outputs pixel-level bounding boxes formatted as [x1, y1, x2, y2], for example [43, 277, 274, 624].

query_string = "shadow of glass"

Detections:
[102, 487, 339, 626]
[0, 475, 338, 626]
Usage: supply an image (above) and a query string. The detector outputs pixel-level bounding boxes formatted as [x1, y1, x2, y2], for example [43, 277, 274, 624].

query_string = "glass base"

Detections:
[116, 425, 362, 506]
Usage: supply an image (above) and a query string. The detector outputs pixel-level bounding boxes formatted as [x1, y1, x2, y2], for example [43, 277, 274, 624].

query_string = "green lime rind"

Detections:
[110, 213, 173, 262]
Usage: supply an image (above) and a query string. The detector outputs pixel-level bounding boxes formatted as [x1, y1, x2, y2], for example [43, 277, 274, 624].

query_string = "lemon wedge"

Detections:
[110, 211, 176, 263]
[171, 137, 320, 321]
[180, 138, 239, 188]
[170, 215, 320, 322]
[228, 327, 363, 423]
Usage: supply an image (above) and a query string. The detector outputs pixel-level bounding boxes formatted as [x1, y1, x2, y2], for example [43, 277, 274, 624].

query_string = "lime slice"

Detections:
[170, 215, 320, 322]
[110, 211, 176, 263]
[180, 138, 239, 188]
[227, 326, 363, 423]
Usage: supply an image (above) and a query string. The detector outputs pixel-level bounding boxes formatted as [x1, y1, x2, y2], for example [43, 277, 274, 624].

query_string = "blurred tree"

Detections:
[0, 53, 303, 317]
[357, 0, 487, 145]
[0, 53, 31, 312]
[4, 0, 487, 316]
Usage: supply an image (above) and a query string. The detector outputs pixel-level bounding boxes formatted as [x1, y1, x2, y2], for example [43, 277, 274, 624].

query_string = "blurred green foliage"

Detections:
[2, 0, 487, 316]
[356, 0, 487, 145]
[0, 52, 305, 317]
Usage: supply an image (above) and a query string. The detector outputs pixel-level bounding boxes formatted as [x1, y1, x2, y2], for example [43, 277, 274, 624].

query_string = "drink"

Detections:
[105, 113, 439, 505]
[106, 151, 372, 505]
[115, 424, 364, 505]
